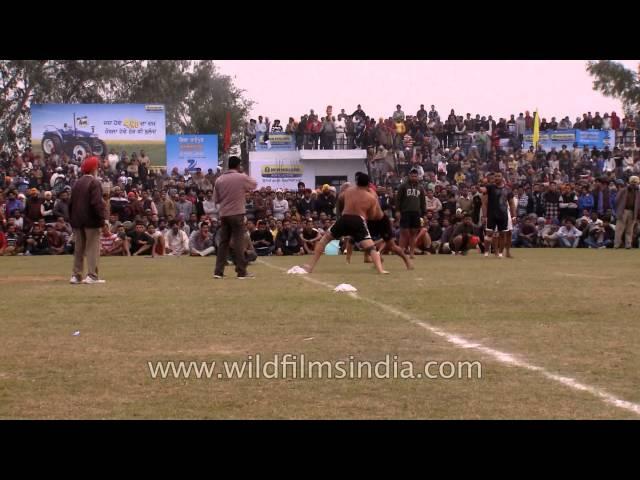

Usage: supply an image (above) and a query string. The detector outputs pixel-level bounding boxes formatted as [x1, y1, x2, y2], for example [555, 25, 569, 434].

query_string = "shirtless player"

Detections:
[344, 173, 413, 270]
[302, 173, 389, 274]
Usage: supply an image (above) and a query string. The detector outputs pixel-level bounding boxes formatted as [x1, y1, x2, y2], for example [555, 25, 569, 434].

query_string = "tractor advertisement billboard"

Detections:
[31, 104, 167, 166]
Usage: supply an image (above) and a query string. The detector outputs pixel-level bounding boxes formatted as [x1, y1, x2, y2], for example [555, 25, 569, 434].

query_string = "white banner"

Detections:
[249, 151, 306, 189]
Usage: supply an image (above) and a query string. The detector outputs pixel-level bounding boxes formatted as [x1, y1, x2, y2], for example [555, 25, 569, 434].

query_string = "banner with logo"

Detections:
[166, 134, 218, 175]
[249, 151, 305, 189]
[523, 129, 615, 150]
[256, 132, 296, 151]
[31, 104, 166, 165]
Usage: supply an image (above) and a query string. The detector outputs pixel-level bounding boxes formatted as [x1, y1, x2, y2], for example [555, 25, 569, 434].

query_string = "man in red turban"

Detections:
[69, 156, 107, 284]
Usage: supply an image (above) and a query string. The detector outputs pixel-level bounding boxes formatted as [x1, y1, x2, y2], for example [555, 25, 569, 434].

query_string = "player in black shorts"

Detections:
[481, 171, 514, 258]
[302, 173, 388, 274]
[396, 168, 426, 259]
[367, 213, 413, 270]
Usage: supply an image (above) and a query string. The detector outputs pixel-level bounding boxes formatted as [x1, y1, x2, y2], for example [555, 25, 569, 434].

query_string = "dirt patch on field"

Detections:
[0, 275, 66, 284]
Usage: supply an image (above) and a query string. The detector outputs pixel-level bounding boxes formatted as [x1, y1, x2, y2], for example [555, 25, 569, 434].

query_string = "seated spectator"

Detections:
[46, 224, 65, 255]
[189, 223, 216, 257]
[127, 221, 154, 256]
[24, 223, 50, 255]
[1, 224, 23, 255]
[514, 216, 537, 247]
[584, 217, 615, 249]
[164, 219, 189, 256]
[557, 218, 582, 248]
[299, 219, 322, 254]
[275, 219, 303, 255]
[100, 223, 128, 256]
[251, 220, 275, 256]
[144, 224, 163, 257]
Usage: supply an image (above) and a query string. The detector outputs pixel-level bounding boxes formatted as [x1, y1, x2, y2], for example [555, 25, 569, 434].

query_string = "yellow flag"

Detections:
[532, 110, 540, 150]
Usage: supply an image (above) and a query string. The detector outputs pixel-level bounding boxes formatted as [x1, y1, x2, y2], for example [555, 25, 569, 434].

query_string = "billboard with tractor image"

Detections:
[31, 104, 166, 166]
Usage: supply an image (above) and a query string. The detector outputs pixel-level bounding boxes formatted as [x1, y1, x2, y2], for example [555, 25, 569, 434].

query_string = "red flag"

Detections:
[223, 111, 231, 153]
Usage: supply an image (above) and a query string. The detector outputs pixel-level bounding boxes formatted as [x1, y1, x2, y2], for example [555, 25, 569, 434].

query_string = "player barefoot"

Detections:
[302, 173, 388, 274]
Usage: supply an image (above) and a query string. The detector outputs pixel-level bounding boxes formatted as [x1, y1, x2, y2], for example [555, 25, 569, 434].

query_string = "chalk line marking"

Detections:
[258, 259, 640, 417]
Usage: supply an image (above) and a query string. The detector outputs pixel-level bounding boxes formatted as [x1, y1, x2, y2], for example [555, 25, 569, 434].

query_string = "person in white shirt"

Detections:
[164, 220, 190, 255]
[203, 190, 218, 220]
[272, 189, 289, 220]
[603, 156, 616, 174]
[557, 218, 582, 248]
[50, 167, 65, 187]
[107, 150, 119, 173]
[335, 116, 346, 148]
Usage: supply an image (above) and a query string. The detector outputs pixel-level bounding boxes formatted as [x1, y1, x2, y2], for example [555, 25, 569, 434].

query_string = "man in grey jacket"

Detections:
[615, 176, 640, 249]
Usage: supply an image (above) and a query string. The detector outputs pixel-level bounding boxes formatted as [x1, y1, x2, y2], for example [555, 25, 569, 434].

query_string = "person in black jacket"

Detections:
[68, 156, 106, 284]
[396, 168, 427, 258]
[315, 187, 336, 217]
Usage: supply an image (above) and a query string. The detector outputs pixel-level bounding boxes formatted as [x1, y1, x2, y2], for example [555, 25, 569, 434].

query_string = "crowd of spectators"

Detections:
[243, 105, 640, 155]
[2, 104, 640, 258]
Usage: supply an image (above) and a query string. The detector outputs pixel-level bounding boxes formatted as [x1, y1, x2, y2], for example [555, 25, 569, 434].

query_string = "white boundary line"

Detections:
[258, 259, 640, 417]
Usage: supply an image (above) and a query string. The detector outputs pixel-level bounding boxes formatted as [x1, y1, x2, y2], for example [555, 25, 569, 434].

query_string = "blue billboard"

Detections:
[523, 129, 615, 150]
[166, 134, 219, 175]
[31, 104, 166, 165]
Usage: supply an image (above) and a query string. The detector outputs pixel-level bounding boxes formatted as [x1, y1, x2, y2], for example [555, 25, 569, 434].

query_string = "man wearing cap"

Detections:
[614, 176, 640, 249]
[68, 156, 107, 284]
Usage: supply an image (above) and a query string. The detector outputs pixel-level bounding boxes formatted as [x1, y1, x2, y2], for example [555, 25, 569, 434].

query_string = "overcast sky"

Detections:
[213, 60, 639, 123]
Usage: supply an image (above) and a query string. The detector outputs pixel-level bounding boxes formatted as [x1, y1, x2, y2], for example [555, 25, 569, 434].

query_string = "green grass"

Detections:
[1, 250, 639, 419]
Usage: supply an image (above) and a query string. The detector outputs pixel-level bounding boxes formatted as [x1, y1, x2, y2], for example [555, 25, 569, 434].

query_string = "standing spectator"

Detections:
[68, 156, 106, 284]
[558, 184, 579, 222]
[52, 189, 71, 222]
[41, 191, 56, 224]
[176, 192, 193, 219]
[335, 115, 346, 149]
[614, 176, 640, 249]
[271, 119, 284, 133]
[107, 149, 119, 174]
[24, 188, 42, 223]
[578, 186, 594, 214]
[393, 105, 405, 123]
[543, 182, 560, 223]
[213, 156, 258, 279]
[320, 116, 336, 150]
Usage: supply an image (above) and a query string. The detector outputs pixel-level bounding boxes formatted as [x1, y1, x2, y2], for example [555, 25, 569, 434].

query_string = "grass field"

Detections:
[1, 250, 639, 419]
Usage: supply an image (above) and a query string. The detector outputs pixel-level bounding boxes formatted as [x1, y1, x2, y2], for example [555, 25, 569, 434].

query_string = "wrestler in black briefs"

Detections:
[330, 214, 372, 243]
[368, 216, 393, 242]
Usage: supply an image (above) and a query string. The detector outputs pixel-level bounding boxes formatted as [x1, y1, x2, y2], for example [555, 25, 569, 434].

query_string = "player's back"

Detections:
[341, 186, 376, 218]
